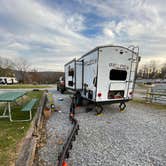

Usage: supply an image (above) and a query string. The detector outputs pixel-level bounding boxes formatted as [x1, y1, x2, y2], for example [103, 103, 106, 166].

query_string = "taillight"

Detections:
[61, 81, 65, 85]
[98, 93, 102, 97]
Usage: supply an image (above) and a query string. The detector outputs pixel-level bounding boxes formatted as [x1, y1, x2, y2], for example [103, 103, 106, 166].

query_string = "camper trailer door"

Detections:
[81, 50, 98, 100]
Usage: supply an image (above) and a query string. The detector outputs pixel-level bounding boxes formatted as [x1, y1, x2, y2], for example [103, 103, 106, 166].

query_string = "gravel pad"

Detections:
[38, 91, 166, 166]
[67, 102, 166, 166]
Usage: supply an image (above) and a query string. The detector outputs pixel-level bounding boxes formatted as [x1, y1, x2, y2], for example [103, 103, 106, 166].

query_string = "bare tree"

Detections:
[141, 64, 149, 78]
[138, 60, 166, 79]
[160, 63, 166, 79]
[149, 60, 157, 78]
[29, 68, 42, 84]
[0, 56, 14, 77]
[14, 58, 30, 83]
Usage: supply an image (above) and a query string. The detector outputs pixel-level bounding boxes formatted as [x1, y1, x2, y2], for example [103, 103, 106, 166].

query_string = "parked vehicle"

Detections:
[57, 76, 65, 93]
[64, 45, 141, 113]
[0, 77, 6, 84]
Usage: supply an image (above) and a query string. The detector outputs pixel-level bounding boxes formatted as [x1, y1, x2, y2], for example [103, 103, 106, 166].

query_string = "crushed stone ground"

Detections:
[37, 90, 166, 166]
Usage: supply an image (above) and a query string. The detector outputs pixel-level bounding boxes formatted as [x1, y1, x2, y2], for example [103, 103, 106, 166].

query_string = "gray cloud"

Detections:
[0, 0, 165, 71]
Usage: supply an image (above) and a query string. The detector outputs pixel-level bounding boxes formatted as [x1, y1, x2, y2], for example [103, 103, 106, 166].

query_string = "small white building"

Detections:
[0, 77, 18, 84]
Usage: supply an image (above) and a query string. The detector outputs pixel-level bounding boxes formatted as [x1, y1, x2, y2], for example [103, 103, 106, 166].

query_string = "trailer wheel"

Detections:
[82, 99, 89, 106]
[60, 89, 64, 94]
[57, 86, 59, 91]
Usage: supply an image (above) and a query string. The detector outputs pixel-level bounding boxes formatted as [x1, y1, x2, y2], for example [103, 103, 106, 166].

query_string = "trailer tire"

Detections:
[60, 89, 64, 94]
[81, 99, 88, 106]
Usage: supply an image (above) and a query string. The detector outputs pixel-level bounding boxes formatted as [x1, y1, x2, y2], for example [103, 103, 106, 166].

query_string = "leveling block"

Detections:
[119, 109, 126, 112]
[97, 113, 103, 116]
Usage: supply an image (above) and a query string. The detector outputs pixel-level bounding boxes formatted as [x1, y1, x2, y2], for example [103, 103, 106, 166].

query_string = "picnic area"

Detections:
[0, 90, 43, 165]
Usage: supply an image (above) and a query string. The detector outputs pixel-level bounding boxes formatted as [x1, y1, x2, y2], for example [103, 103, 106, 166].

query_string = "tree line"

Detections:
[1, 56, 165, 82]
[137, 60, 166, 79]
[0, 56, 63, 84]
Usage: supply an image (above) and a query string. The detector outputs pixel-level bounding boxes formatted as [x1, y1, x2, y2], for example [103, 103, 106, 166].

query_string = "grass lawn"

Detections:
[0, 84, 50, 89]
[0, 91, 44, 165]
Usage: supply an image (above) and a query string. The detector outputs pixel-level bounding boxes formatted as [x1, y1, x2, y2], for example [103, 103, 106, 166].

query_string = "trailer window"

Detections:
[68, 68, 74, 76]
[110, 69, 127, 81]
[68, 81, 73, 86]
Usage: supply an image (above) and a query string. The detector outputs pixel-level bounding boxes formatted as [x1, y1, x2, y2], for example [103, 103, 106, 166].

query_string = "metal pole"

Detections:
[2, 104, 7, 116]
[30, 110, 32, 120]
[8, 102, 13, 122]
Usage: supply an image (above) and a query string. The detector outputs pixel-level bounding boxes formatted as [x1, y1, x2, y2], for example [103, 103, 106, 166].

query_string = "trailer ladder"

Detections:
[126, 46, 140, 97]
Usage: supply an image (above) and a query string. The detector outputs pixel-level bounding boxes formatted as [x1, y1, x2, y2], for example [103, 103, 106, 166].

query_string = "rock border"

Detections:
[15, 92, 47, 166]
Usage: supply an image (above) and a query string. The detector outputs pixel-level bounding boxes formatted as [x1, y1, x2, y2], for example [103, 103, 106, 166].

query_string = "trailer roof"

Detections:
[64, 58, 76, 66]
[77, 45, 138, 61]
[64, 45, 139, 65]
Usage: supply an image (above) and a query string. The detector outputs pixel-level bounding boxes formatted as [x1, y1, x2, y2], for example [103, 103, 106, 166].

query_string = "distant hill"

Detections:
[14, 70, 64, 84]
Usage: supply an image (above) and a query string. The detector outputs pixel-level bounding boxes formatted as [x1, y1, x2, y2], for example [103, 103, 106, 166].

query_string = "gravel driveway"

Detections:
[38, 91, 166, 166]
[38, 91, 73, 165]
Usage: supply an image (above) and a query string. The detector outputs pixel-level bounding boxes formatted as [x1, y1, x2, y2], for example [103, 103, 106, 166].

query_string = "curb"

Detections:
[15, 93, 47, 166]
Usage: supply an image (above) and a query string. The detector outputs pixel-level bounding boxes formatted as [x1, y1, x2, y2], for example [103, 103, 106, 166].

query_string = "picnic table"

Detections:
[0, 92, 25, 121]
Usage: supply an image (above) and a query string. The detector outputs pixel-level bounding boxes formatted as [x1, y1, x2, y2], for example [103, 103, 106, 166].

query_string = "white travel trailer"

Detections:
[64, 45, 140, 113]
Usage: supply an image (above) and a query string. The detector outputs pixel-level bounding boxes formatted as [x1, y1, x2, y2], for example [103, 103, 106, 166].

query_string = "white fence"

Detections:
[145, 84, 166, 104]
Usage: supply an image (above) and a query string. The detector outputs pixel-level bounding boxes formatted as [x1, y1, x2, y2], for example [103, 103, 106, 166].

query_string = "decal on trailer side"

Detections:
[109, 63, 129, 70]
[84, 59, 97, 66]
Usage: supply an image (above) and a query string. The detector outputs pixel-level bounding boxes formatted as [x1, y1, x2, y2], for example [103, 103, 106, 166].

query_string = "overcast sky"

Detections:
[0, 0, 165, 71]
